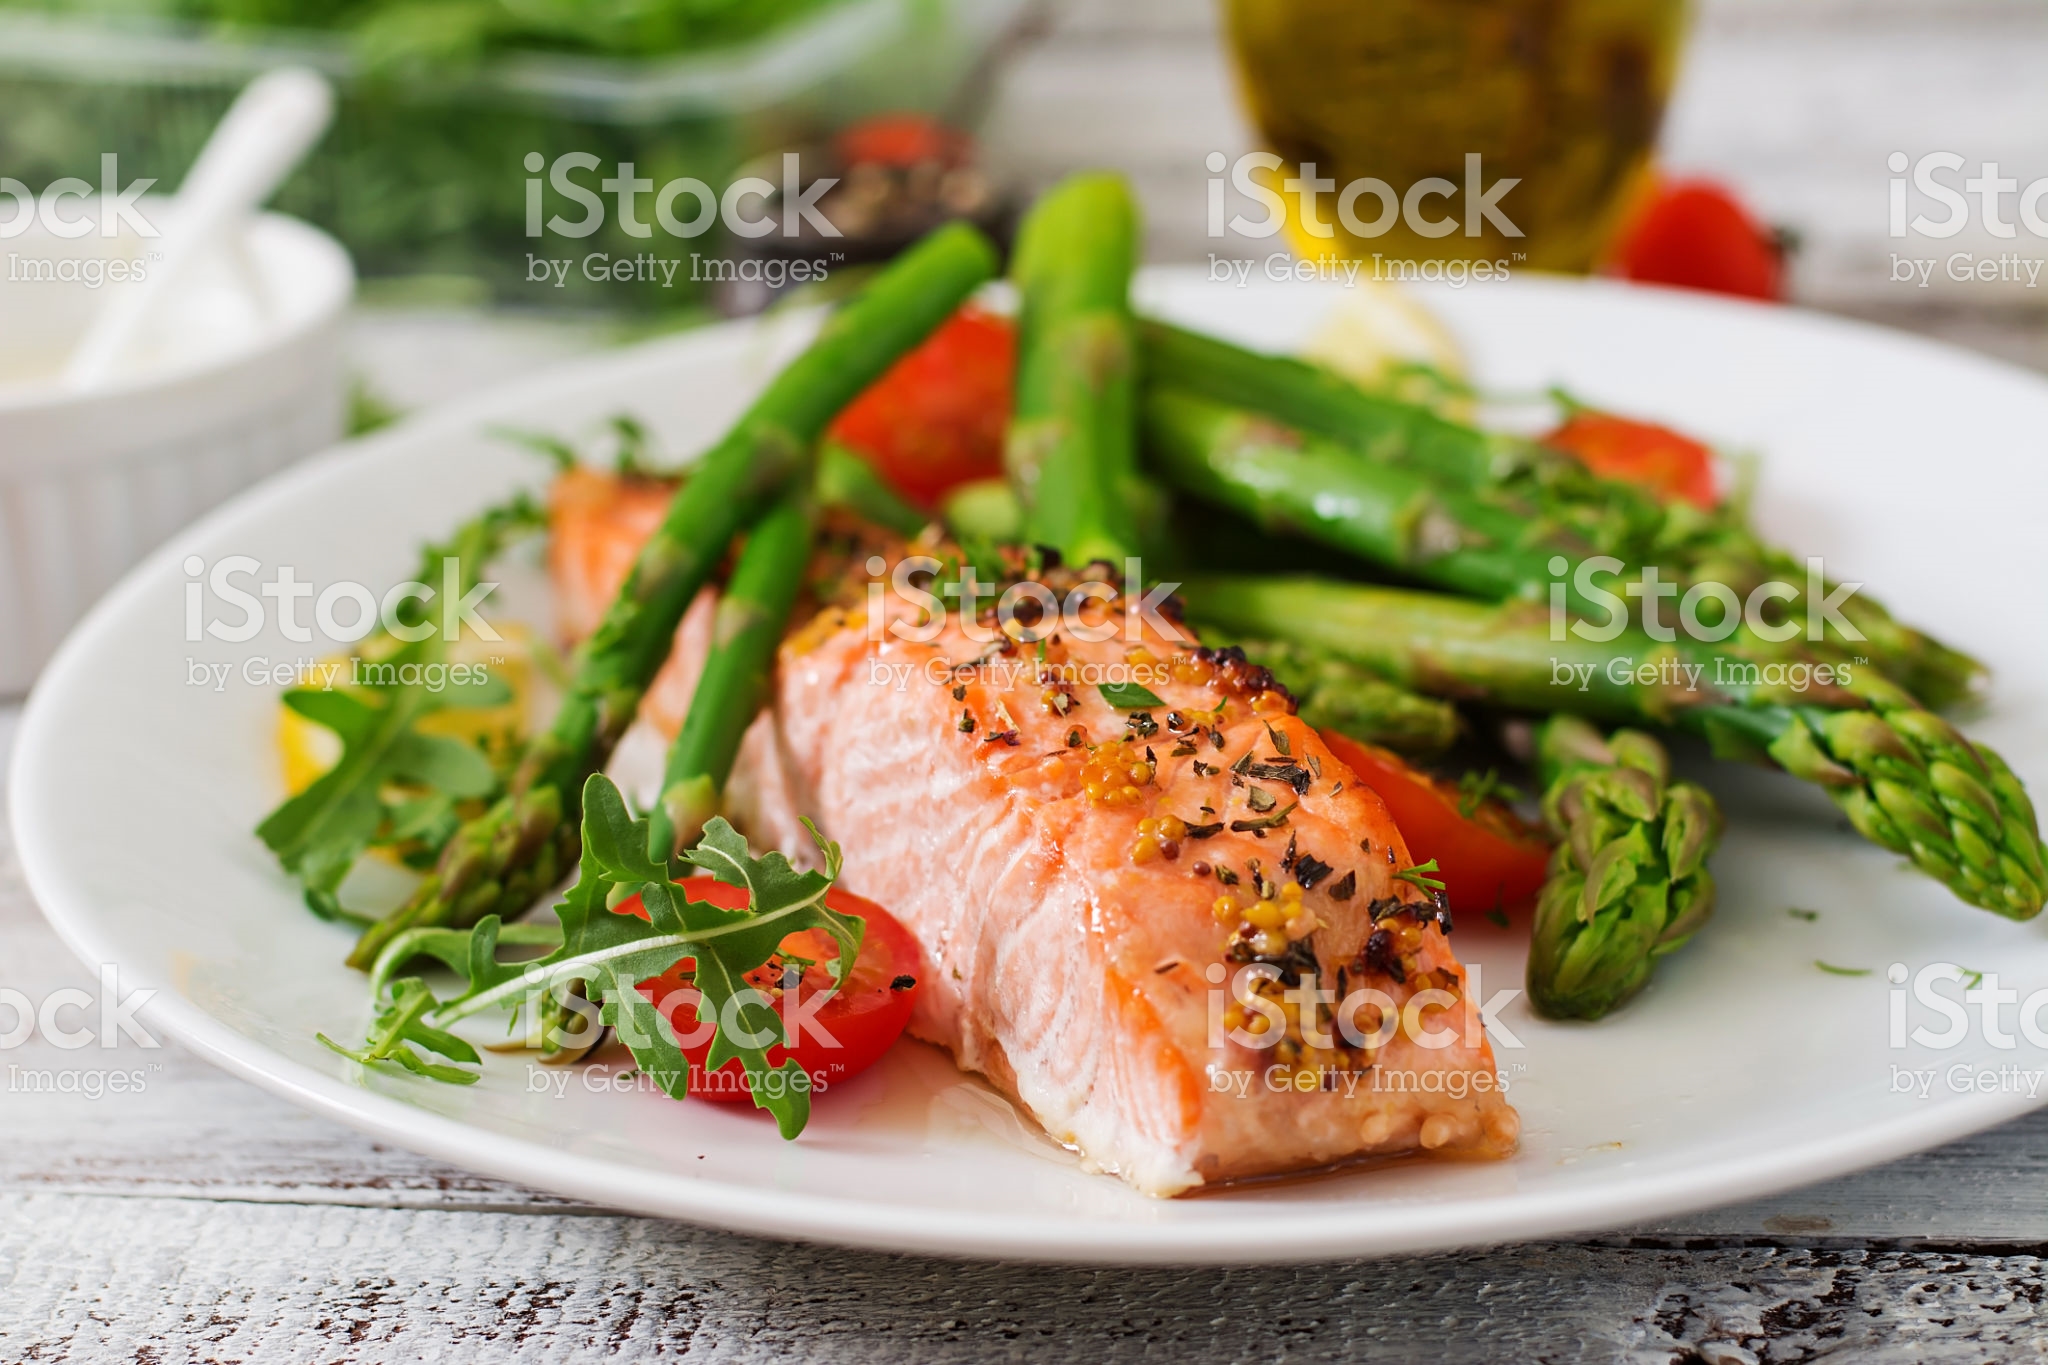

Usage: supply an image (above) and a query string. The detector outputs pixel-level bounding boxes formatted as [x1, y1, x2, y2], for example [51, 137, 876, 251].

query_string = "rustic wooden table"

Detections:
[7, 1, 2048, 1359]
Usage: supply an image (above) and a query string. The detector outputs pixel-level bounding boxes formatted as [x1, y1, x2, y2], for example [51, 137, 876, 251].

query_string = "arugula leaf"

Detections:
[319, 978, 481, 1085]
[254, 494, 543, 920]
[1098, 681, 1165, 709]
[489, 415, 669, 479]
[366, 915, 562, 1000]
[418, 774, 864, 1139]
[257, 666, 506, 918]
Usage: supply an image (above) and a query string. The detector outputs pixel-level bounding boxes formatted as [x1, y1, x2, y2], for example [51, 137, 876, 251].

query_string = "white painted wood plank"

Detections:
[3, 1193, 2047, 1363]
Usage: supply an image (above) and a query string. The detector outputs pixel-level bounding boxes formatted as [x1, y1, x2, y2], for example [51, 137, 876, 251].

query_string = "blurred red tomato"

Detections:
[835, 114, 968, 169]
[1544, 411, 1719, 508]
[1611, 178, 1784, 301]
[827, 304, 1014, 508]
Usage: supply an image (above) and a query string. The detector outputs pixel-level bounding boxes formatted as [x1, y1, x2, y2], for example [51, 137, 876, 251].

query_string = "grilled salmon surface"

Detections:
[550, 471, 1520, 1196]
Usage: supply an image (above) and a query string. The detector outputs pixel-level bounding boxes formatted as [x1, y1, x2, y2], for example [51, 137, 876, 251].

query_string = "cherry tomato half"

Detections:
[1321, 731, 1552, 919]
[1610, 177, 1783, 302]
[620, 879, 921, 1104]
[1543, 410, 1720, 509]
[826, 304, 1014, 508]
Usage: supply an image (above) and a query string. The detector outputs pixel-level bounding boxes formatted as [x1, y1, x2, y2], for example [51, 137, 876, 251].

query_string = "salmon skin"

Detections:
[550, 473, 1520, 1196]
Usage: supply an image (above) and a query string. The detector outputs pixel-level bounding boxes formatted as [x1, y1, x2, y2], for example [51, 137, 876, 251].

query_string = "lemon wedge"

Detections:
[1301, 282, 1471, 417]
[277, 624, 536, 796]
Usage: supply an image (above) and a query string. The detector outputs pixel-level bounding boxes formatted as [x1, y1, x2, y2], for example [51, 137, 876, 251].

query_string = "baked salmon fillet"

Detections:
[550, 473, 1521, 1196]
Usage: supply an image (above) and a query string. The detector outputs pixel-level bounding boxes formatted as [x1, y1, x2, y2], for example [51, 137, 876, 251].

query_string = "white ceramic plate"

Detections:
[14, 271, 2048, 1263]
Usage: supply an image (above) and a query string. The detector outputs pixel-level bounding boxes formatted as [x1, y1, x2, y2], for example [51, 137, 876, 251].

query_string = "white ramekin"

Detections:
[0, 203, 354, 694]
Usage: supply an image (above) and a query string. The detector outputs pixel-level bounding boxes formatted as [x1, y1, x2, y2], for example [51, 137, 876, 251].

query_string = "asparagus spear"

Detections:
[1141, 322, 1982, 709]
[1183, 573, 2048, 919]
[646, 491, 815, 862]
[815, 441, 930, 539]
[1006, 172, 1143, 566]
[1141, 317, 1520, 487]
[1143, 387, 1562, 604]
[1526, 717, 1722, 1019]
[347, 222, 999, 968]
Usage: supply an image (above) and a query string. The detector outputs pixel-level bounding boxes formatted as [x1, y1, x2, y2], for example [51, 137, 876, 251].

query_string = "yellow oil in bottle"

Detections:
[1224, 0, 1687, 273]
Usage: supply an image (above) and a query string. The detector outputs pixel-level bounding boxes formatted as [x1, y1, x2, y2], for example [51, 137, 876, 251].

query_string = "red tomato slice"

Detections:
[1610, 178, 1783, 302]
[620, 878, 921, 1104]
[1544, 410, 1719, 509]
[826, 304, 1014, 508]
[1321, 731, 1551, 918]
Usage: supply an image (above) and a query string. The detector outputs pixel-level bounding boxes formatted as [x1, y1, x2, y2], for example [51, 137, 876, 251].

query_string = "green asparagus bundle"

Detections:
[1141, 322, 1981, 709]
[1184, 573, 2048, 920]
[347, 222, 999, 968]
[1527, 718, 1723, 1020]
[1006, 172, 1144, 568]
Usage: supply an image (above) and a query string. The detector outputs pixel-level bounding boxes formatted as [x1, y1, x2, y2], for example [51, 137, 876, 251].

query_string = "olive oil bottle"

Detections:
[1225, 0, 1687, 272]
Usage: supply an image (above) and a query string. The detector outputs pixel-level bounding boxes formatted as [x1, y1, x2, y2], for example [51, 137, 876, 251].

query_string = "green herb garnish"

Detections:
[1099, 681, 1166, 709]
[1394, 858, 1447, 894]
[1229, 801, 1298, 833]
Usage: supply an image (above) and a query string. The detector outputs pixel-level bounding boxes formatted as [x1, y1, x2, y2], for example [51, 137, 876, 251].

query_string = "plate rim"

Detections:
[12, 272, 2048, 1263]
